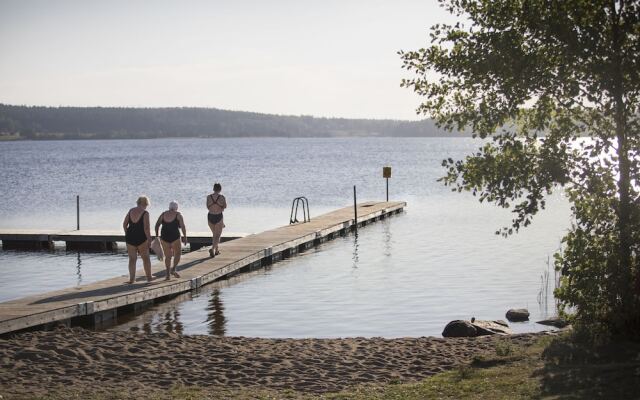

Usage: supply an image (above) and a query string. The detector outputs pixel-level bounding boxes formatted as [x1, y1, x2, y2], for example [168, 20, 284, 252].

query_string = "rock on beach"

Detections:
[506, 308, 530, 322]
[442, 319, 513, 337]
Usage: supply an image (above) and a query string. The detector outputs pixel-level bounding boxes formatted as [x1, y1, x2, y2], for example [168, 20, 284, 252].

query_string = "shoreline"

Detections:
[0, 327, 546, 397]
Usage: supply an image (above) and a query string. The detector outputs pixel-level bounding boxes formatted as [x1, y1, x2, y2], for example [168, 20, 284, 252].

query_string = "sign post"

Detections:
[382, 166, 392, 202]
[353, 185, 358, 234]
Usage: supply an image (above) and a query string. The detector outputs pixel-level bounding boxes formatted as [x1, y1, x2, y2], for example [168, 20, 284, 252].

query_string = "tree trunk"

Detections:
[610, 0, 635, 295]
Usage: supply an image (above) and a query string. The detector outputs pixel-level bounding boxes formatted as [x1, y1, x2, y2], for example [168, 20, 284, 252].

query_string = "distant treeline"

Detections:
[0, 104, 465, 140]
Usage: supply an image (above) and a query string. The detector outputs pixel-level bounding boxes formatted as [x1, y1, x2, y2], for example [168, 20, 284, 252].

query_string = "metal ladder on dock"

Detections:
[290, 197, 310, 224]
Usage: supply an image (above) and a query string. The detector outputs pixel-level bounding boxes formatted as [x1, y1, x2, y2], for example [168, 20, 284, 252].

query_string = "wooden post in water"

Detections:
[353, 185, 358, 234]
[76, 195, 80, 230]
[386, 179, 389, 202]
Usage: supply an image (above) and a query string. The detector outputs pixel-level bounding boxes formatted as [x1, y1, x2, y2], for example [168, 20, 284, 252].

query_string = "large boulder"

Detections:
[506, 308, 530, 322]
[442, 320, 477, 337]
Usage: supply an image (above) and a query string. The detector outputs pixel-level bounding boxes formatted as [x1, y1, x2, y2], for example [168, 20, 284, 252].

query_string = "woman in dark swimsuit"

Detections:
[155, 201, 187, 281]
[206, 183, 227, 258]
[123, 196, 153, 283]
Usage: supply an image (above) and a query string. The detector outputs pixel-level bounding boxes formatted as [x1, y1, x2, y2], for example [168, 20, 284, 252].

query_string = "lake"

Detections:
[0, 138, 571, 337]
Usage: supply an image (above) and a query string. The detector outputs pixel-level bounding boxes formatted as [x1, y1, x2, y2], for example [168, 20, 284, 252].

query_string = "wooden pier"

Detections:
[0, 230, 247, 251]
[0, 201, 405, 335]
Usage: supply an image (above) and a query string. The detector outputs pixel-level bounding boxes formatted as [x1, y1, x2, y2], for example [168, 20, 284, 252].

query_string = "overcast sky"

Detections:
[0, 0, 455, 120]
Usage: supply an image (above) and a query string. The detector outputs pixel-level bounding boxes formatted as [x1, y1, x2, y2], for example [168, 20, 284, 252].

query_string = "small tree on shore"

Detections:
[400, 0, 639, 339]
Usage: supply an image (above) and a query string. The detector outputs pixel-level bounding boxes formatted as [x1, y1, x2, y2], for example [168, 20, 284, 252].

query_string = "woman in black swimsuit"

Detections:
[155, 201, 187, 281]
[206, 183, 227, 258]
[123, 196, 153, 283]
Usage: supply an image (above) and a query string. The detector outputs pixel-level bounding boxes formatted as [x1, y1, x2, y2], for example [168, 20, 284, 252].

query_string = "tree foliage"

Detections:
[400, 0, 640, 338]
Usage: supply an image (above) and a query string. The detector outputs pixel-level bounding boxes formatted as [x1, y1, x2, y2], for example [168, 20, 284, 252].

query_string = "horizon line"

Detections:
[0, 103, 428, 123]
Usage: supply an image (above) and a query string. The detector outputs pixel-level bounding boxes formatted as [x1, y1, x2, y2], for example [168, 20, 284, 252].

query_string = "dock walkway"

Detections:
[0, 201, 405, 335]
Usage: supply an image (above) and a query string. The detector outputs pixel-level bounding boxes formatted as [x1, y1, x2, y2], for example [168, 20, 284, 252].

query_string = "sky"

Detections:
[0, 0, 456, 120]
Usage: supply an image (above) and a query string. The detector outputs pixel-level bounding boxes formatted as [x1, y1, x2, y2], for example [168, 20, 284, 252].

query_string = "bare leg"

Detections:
[138, 243, 153, 281]
[161, 239, 172, 280]
[126, 244, 138, 283]
[212, 222, 223, 254]
[208, 221, 216, 257]
[171, 239, 181, 277]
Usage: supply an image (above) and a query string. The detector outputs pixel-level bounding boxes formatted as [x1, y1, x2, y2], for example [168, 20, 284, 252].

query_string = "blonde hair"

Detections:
[136, 196, 150, 207]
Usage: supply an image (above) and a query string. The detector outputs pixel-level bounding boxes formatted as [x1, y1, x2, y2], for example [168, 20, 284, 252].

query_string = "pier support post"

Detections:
[353, 185, 358, 234]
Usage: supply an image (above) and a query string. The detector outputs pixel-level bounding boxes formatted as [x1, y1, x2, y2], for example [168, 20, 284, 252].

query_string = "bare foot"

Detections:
[171, 269, 180, 278]
[209, 248, 215, 258]
[146, 276, 155, 283]
[165, 275, 171, 281]
[215, 250, 220, 256]
[125, 280, 134, 284]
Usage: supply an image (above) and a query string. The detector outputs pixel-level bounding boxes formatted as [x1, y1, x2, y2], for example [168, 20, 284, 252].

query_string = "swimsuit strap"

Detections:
[209, 194, 224, 207]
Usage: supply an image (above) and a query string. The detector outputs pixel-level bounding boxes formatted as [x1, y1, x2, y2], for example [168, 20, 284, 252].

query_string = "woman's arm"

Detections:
[221, 195, 227, 210]
[154, 213, 163, 237]
[144, 212, 152, 242]
[178, 213, 187, 243]
[122, 213, 129, 235]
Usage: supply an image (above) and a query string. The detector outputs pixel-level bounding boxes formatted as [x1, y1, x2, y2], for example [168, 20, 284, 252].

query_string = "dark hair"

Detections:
[213, 183, 222, 192]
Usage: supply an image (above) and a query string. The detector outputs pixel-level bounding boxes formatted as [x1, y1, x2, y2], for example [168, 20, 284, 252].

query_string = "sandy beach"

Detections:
[0, 327, 542, 397]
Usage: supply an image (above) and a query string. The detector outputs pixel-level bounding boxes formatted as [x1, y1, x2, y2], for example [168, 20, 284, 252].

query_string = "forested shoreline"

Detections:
[0, 104, 462, 140]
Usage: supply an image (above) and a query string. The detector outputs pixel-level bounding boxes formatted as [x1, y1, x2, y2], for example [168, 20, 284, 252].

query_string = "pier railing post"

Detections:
[76, 195, 80, 230]
[353, 185, 358, 234]
[386, 178, 389, 202]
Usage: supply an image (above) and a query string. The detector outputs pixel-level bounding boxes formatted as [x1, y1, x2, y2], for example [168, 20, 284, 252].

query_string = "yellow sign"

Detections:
[383, 166, 392, 178]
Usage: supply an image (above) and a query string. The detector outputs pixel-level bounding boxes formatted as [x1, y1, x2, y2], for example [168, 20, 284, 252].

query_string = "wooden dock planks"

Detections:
[0, 201, 405, 334]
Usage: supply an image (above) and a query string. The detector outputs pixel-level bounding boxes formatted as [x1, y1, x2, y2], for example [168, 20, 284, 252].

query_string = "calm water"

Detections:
[0, 138, 570, 337]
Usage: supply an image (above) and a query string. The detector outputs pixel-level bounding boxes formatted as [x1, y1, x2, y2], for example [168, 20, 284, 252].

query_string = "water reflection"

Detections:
[206, 289, 226, 336]
[352, 234, 359, 269]
[76, 252, 82, 285]
[383, 219, 392, 257]
[163, 310, 184, 334]
[129, 308, 185, 334]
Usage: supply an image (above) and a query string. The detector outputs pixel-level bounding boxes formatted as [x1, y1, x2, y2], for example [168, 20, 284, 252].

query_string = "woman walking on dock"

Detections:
[155, 201, 187, 280]
[123, 196, 154, 283]
[206, 183, 227, 258]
